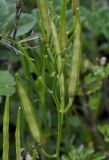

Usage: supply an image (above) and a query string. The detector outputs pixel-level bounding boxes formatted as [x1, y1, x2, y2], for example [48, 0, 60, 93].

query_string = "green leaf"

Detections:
[62, 145, 106, 160]
[0, 0, 8, 31]
[16, 13, 37, 36]
[0, 71, 16, 96]
[98, 124, 109, 143]
[81, 6, 109, 39]
[0, 0, 36, 35]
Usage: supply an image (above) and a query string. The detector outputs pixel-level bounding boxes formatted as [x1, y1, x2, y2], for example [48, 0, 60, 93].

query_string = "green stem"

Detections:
[56, 112, 63, 160]
[40, 55, 46, 129]
[41, 148, 56, 159]
[63, 98, 72, 114]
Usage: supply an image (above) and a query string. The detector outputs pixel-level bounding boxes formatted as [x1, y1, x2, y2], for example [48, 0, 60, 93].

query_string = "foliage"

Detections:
[0, 0, 109, 160]
[0, 71, 16, 96]
[62, 146, 106, 160]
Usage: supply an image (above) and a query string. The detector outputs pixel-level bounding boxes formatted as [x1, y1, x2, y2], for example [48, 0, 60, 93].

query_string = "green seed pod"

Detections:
[51, 20, 65, 108]
[15, 107, 21, 160]
[59, 0, 66, 50]
[72, 0, 80, 16]
[16, 75, 41, 144]
[2, 96, 9, 160]
[37, 0, 50, 38]
[68, 7, 81, 100]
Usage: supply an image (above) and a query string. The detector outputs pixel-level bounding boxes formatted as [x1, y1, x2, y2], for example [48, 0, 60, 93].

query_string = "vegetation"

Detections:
[0, 0, 109, 159]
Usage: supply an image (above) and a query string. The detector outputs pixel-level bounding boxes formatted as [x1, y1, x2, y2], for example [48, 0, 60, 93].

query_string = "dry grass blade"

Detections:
[2, 96, 9, 160]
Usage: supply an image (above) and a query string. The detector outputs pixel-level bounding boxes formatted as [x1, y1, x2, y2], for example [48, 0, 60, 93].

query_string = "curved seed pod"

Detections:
[59, 0, 66, 50]
[50, 20, 60, 55]
[2, 96, 9, 160]
[37, 0, 50, 38]
[68, 8, 81, 102]
[15, 107, 21, 160]
[51, 20, 65, 109]
[16, 75, 41, 144]
[72, 0, 79, 16]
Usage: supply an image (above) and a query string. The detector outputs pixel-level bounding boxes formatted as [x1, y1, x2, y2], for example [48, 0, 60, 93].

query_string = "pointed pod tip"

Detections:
[77, 7, 80, 10]
[76, 7, 80, 18]
[18, 106, 21, 110]
[15, 73, 20, 82]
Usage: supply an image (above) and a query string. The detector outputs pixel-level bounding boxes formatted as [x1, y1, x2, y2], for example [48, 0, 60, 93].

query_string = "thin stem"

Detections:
[41, 148, 56, 159]
[56, 112, 63, 160]
[40, 55, 47, 129]
[63, 98, 72, 114]
[12, 0, 24, 39]
[53, 92, 61, 110]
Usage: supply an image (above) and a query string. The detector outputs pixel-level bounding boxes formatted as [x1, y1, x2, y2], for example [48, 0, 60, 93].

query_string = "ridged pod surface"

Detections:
[15, 107, 21, 160]
[16, 75, 41, 144]
[51, 20, 65, 108]
[37, 0, 50, 38]
[68, 7, 81, 101]
[2, 96, 9, 160]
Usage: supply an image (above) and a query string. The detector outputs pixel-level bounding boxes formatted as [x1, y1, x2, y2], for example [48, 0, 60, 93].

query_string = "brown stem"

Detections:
[13, 0, 24, 39]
